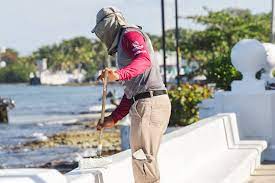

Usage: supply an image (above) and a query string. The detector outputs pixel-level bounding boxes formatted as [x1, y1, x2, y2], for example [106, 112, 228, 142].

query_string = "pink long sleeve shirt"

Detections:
[111, 31, 151, 122]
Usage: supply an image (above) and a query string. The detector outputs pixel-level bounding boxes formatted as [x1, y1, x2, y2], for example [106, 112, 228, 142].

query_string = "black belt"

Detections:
[131, 90, 167, 104]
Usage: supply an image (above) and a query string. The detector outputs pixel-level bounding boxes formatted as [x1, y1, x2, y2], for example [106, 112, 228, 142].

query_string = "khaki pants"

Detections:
[129, 94, 171, 183]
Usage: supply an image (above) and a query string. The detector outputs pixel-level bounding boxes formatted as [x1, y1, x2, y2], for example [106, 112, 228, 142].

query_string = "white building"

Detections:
[35, 59, 87, 85]
[154, 50, 184, 83]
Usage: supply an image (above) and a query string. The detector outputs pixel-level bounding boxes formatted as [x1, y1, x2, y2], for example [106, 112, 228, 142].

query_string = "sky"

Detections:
[0, 0, 272, 55]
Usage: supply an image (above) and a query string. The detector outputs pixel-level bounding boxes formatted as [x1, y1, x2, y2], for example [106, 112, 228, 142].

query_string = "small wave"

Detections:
[43, 111, 76, 115]
[32, 133, 48, 141]
[89, 104, 115, 113]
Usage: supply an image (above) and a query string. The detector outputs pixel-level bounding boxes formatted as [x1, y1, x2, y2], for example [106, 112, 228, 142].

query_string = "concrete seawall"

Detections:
[0, 113, 267, 183]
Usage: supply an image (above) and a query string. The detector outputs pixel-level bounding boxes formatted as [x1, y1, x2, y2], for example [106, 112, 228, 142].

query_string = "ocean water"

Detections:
[0, 84, 123, 169]
[0, 84, 123, 124]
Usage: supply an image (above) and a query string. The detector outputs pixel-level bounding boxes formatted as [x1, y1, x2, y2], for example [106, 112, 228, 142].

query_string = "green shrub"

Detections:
[205, 54, 242, 90]
[0, 63, 34, 83]
[168, 84, 212, 126]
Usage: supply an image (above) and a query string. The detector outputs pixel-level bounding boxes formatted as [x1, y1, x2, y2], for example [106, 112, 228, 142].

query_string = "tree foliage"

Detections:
[0, 48, 18, 64]
[150, 8, 271, 90]
[0, 37, 109, 83]
[186, 8, 270, 62]
[33, 37, 108, 73]
[0, 58, 35, 83]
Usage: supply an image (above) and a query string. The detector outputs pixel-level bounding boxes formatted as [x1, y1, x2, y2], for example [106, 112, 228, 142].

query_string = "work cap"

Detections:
[91, 7, 125, 33]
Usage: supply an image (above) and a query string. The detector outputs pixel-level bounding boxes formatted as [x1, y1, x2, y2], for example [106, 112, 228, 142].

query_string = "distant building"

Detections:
[0, 47, 6, 54]
[154, 50, 185, 83]
[32, 59, 87, 85]
[36, 59, 47, 74]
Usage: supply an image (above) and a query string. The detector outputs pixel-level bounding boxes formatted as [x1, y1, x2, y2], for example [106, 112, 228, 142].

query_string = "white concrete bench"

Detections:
[66, 113, 267, 183]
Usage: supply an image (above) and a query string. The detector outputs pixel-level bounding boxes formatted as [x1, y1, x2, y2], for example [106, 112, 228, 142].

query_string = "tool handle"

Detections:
[97, 70, 108, 157]
[100, 71, 108, 125]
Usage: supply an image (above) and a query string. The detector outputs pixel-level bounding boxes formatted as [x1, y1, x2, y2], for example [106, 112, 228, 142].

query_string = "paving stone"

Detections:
[247, 162, 275, 183]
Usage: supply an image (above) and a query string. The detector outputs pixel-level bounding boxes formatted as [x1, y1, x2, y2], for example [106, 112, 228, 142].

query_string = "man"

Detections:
[92, 7, 171, 183]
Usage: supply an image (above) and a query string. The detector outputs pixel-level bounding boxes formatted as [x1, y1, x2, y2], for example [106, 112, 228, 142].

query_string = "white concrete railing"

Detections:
[199, 39, 275, 161]
[208, 90, 275, 160]
[0, 169, 67, 183]
[66, 113, 267, 183]
[0, 113, 267, 183]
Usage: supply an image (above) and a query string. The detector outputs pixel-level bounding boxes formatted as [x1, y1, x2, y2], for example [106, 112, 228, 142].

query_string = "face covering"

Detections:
[93, 7, 128, 55]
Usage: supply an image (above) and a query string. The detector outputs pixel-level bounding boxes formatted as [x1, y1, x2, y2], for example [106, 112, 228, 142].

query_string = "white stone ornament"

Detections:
[262, 43, 275, 83]
[230, 39, 266, 92]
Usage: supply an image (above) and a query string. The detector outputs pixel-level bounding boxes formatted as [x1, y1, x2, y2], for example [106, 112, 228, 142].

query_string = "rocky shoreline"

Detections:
[10, 120, 122, 173]
[1, 117, 179, 173]
[22, 129, 121, 153]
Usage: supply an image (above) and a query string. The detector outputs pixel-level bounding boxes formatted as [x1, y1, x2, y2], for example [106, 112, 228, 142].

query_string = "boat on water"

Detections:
[0, 97, 15, 123]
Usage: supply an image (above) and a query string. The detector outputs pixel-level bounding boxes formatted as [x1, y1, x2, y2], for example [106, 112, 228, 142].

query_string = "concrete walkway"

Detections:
[247, 162, 275, 183]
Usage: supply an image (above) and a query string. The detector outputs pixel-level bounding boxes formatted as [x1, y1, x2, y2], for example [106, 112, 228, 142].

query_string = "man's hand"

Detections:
[97, 68, 120, 82]
[96, 115, 116, 130]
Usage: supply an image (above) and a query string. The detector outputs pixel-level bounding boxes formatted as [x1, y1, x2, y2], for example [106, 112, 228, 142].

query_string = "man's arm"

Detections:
[110, 31, 151, 122]
[97, 94, 132, 130]
[116, 31, 151, 81]
[111, 94, 132, 123]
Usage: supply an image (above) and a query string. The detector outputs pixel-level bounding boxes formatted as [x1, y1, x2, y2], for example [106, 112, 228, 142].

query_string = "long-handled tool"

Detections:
[78, 71, 112, 169]
[97, 70, 108, 157]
